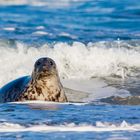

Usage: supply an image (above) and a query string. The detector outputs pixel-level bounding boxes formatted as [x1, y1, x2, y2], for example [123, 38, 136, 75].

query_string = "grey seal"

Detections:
[0, 57, 68, 103]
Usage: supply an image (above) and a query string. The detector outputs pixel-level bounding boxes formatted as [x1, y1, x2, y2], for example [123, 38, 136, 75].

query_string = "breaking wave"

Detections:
[0, 121, 139, 132]
[0, 40, 140, 87]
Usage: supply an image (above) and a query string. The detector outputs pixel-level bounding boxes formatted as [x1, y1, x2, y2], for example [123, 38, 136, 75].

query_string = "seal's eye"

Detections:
[36, 61, 41, 66]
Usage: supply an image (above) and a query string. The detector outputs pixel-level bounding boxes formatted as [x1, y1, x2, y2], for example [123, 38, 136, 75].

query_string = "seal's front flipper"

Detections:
[64, 87, 90, 103]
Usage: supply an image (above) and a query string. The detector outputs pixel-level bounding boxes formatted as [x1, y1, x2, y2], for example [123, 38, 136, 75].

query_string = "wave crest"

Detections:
[0, 121, 139, 132]
[0, 40, 140, 86]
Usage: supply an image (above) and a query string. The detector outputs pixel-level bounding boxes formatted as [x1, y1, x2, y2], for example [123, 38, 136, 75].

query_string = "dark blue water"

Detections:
[0, 0, 140, 44]
[0, 0, 140, 139]
[0, 103, 140, 140]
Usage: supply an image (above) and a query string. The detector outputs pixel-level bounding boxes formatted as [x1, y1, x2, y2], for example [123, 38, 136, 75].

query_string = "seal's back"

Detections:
[0, 76, 30, 103]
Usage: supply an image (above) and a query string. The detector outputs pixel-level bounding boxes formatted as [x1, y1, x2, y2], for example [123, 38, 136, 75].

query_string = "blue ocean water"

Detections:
[0, 0, 140, 44]
[0, 102, 140, 140]
[0, 0, 140, 139]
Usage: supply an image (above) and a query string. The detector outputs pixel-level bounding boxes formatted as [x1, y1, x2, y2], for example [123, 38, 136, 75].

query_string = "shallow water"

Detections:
[0, 102, 140, 140]
[0, 0, 140, 139]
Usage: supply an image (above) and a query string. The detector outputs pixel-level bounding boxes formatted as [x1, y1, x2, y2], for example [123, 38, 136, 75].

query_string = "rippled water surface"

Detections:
[0, 102, 140, 140]
[0, 0, 140, 43]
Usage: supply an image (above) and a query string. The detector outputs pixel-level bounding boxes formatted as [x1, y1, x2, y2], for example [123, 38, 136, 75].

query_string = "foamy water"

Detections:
[0, 40, 140, 87]
[0, 0, 84, 7]
[0, 40, 140, 101]
[0, 121, 139, 133]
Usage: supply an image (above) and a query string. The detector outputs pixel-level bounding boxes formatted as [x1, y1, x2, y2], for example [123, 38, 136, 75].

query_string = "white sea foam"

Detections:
[62, 79, 131, 100]
[11, 100, 88, 106]
[35, 26, 45, 30]
[32, 31, 50, 36]
[0, 0, 84, 7]
[0, 121, 139, 133]
[0, 40, 140, 99]
[2, 27, 15, 31]
[0, 41, 139, 83]
[59, 32, 77, 39]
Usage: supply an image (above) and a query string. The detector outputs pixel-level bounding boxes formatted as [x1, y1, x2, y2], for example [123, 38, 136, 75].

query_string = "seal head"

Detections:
[33, 57, 57, 80]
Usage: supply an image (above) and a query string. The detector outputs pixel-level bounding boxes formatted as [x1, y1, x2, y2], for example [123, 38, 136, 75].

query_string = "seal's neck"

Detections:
[31, 74, 61, 88]
[22, 74, 67, 102]
[16, 69, 67, 102]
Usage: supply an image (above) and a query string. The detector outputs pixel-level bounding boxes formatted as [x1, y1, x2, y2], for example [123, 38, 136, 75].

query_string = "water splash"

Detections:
[0, 40, 140, 87]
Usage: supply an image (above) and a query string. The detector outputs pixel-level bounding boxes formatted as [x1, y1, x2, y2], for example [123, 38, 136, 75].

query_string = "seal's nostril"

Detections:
[50, 61, 53, 66]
